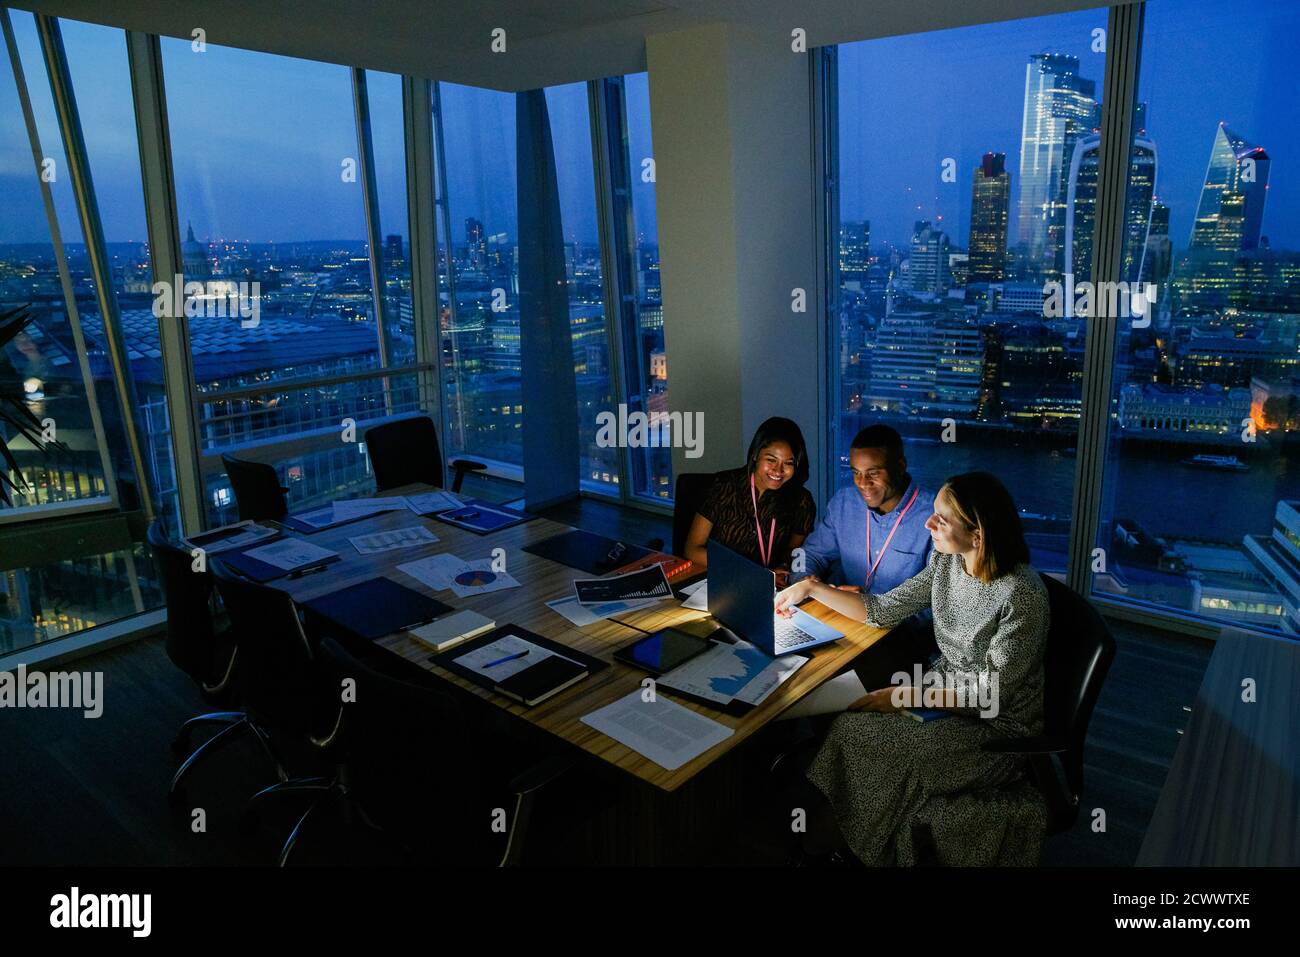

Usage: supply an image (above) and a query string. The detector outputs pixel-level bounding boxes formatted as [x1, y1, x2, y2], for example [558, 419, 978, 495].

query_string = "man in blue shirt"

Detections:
[795, 424, 935, 594]
[761, 425, 939, 769]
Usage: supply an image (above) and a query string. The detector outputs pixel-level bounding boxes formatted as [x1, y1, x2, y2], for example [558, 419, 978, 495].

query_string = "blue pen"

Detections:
[483, 649, 529, 668]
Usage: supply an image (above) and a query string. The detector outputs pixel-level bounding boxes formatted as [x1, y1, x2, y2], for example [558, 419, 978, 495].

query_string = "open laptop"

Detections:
[707, 540, 844, 656]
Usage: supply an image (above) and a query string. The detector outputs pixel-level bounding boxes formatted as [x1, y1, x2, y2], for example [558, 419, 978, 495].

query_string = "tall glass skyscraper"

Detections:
[905, 220, 951, 296]
[1142, 201, 1172, 288]
[1188, 123, 1270, 253]
[1066, 133, 1157, 284]
[969, 152, 1010, 284]
[1015, 53, 1100, 282]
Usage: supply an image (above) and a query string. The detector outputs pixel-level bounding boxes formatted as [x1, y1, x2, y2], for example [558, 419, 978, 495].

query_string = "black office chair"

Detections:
[363, 415, 486, 493]
[663, 471, 716, 557]
[244, 637, 572, 866]
[906, 573, 1116, 865]
[221, 453, 289, 522]
[147, 519, 237, 700]
[148, 520, 263, 803]
[203, 561, 329, 802]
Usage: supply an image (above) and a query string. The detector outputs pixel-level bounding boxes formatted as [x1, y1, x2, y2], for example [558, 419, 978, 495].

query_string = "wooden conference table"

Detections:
[277, 484, 889, 794]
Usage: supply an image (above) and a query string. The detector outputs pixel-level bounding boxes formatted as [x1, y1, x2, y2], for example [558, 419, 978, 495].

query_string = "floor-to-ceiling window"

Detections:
[620, 73, 671, 502]
[545, 82, 618, 494]
[160, 41, 422, 526]
[1, 12, 162, 654]
[434, 82, 524, 471]
[1095, 0, 1300, 635]
[829, 8, 1108, 572]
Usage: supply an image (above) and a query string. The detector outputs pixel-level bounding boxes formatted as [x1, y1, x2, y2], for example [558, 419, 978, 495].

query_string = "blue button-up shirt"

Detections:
[795, 478, 935, 594]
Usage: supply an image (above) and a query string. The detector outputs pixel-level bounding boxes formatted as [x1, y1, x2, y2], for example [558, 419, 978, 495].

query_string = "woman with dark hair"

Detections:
[684, 417, 816, 585]
[774, 471, 1050, 865]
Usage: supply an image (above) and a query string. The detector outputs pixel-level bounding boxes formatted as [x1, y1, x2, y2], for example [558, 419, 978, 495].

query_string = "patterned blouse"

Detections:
[861, 551, 1051, 737]
[698, 467, 816, 569]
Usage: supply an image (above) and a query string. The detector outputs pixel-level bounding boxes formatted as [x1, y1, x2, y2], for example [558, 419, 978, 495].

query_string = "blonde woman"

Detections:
[774, 471, 1050, 866]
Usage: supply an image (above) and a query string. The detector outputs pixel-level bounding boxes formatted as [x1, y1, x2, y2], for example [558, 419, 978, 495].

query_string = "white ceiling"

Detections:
[13, 0, 1133, 90]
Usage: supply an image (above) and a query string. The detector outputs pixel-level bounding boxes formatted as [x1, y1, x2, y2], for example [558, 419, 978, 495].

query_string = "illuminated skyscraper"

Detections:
[840, 220, 871, 283]
[969, 153, 1010, 284]
[1175, 124, 1272, 311]
[1188, 123, 1270, 253]
[1142, 201, 1172, 288]
[1015, 54, 1100, 282]
[465, 217, 486, 267]
[1066, 131, 1157, 284]
[906, 220, 950, 296]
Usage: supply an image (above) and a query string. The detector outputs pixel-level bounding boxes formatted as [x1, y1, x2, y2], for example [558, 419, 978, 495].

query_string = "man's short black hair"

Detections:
[850, 424, 905, 467]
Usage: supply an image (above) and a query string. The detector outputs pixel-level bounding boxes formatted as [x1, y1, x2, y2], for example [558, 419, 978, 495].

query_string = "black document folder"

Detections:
[429, 624, 608, 706]
[300, 577, 453, 640]
[522, 529, 654, 575]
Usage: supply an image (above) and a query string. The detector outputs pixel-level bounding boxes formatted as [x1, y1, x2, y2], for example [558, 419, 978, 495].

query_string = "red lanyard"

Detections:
[865, 486, 920, 589]
[750, 475, 777, 568]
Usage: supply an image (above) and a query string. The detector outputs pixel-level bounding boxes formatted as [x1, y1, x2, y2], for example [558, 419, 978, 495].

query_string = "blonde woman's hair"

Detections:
[938, 471, 1030, 583]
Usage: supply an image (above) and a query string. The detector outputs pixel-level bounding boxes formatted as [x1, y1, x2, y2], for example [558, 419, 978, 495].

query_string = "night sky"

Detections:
[1, 0, 1295, 254]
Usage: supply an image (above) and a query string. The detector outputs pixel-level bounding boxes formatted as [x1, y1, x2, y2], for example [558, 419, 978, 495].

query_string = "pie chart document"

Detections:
[397, 553, 520, 598]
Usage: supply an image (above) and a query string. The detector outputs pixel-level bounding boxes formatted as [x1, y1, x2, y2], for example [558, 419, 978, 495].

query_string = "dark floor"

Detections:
[0, 492, 1210, 867]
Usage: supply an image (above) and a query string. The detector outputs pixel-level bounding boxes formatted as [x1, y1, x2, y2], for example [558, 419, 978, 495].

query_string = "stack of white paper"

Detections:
[242, 538, 338, 572]
[349, 525, 438, 554]
[403, 490, 465, 514]
[580, 691, 734, 771]
[545, 594, 664, 627]
[331, 497, 410, 521]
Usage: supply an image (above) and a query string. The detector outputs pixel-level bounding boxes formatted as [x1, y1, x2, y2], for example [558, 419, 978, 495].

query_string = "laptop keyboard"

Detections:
[773, 615, 819, 651]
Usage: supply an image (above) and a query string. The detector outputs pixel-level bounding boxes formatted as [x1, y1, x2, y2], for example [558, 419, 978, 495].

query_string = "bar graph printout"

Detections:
[572, 564, 672, 606]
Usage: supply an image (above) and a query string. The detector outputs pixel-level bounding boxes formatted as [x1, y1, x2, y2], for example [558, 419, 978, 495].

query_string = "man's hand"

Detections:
[836, 584, 862, 593]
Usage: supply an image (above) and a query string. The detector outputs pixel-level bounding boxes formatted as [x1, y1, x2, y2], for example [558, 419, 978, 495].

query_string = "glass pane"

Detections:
[200, 372, 420, 528]
[1098, 0, 1300, 635]
[435, 82, 523, 468]
[545, 82, 617, 494]
[161, 40, 383, 396]
[365, 70, 416, 367]
[0, 15, 107, 513]
[832, 10, 1107, 562]
[61, 18, 179, 524]
[160, 39, 414, 528]
[623, 73, 672, 501]
[1, 14, 163, 655]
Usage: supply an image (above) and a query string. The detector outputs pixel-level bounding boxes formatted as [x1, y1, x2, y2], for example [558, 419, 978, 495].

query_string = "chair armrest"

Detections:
[508, 755, 574, 797]
[980, 735, 1067, 755]
[449, 459, 488, 474]
[448, 459, 489, 493]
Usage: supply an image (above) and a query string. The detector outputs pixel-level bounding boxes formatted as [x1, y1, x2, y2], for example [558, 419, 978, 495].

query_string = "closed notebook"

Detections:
[408, 610, 497, 653]
[493, 655, 588, 706]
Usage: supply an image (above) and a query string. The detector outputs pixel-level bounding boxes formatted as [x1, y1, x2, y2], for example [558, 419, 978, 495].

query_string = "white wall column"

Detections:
[647, 23, 823, 496]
